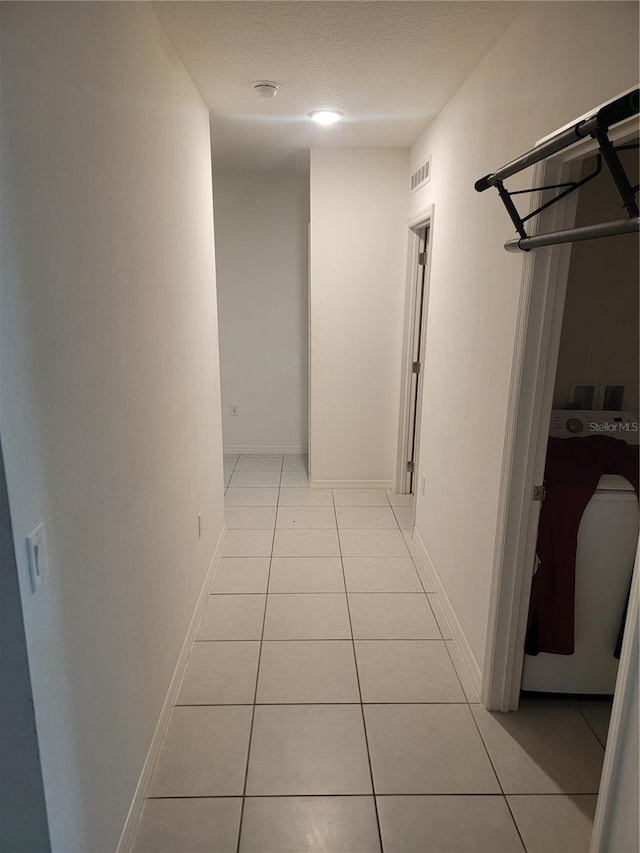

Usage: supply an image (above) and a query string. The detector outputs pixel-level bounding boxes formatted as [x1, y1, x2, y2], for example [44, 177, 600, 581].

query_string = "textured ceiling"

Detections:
[153, 1, 527, 171]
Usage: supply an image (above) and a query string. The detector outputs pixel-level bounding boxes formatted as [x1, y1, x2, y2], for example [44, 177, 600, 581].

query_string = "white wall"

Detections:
[309, 148, 409, 486]
[553, 151, 639, 414]
[214, 171, 309, 453]
[0, 4, 224, 852]
[408, 1, 639, 672]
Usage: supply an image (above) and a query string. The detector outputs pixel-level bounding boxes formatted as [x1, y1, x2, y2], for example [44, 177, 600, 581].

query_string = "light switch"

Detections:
[26, 523, 49, 593]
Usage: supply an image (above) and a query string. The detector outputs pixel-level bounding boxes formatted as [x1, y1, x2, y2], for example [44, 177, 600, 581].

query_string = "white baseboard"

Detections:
[310, 479, 393, 490]
[224, 445, 308, 455]
[116, 525, 226, 853]
[412, 527, 483, 696]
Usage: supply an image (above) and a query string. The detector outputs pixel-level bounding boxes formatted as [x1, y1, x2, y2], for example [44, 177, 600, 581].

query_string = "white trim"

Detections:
[395, 228, 422, 493]
[483, 159, 580, 711]
[535, 85, 638, 147]
[412, 527, 483, 695]
[116, 524, 226, 853]
[408, 221, 432, 510]
[408, 205, 433, 230]
[310, 479, 393, 490]
[308, 220, 313, 481]
[483, 113, 639, 712]
[395, 206, 434, 494]
[590, 544, 639, 853]
[224, 445, 308, 455]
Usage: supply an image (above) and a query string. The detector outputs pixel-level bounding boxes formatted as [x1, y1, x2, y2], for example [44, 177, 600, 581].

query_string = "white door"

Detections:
[403, 225, 429, 494]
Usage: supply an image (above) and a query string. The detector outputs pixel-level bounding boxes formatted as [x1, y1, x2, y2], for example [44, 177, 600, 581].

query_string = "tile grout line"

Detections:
[225, 475, 522, 847]
[194, 636, 458, 643]
[442, 635, 476, 703]
[503, 794, 530, 852]
[332, 488, 386, 853]
[174, 700, 473, 707]
[400, 491, 529, 849]
[466, 699, 529, 852]
[142, 472, 601, 851]
[405, 491, 476, 702]
[234, 454, 281, 853]
[401, 500, 443, 642]
[575, 703, 609, 750]
[447, 558, 518, 838]
[146, 790, 583, 801]
[211, 591, 446, 596]
[223, 452, 240, 494]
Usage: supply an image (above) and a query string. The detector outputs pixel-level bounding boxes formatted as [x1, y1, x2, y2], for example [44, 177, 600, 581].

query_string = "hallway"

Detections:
[132, 455, 608, 853]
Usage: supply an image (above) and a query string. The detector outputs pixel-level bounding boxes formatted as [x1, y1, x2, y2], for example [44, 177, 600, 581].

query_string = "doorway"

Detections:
[396, 214, 433, 498]
[520, 146, 639, 699]
[483, 121, 639, 713]
[480, 106, 639, 852]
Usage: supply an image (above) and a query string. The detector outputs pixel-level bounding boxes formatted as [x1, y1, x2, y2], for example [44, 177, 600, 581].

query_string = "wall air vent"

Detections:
[410, 156, 431, 193]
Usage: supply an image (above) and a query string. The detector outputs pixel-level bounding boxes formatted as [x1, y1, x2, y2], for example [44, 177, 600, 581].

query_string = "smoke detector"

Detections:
[252, 81, 279, 98]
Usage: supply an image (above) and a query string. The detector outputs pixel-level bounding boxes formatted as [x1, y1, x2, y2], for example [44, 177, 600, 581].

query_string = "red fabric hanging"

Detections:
[525, 435, 639, 656]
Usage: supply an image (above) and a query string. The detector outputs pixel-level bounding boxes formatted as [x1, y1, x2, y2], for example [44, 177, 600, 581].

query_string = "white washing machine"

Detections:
[522, 410, 639, 694]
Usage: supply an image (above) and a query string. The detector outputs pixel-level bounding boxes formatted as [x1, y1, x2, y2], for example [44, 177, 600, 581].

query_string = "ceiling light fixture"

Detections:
[309, 109, 343, 126]
[253, 80, 279, 98]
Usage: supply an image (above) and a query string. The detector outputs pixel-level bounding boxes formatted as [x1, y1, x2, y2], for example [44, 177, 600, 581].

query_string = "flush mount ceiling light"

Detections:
[252, 80, 279, 98]
[309, 109, 344, 125]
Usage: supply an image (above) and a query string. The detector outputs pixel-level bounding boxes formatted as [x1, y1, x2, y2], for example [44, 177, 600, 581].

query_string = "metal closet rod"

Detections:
[504, 216, 640, 252]
[475, 88, 640, 251]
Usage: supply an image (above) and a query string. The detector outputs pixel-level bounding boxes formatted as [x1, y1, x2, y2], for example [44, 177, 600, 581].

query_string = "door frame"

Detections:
[482, 115, 640, 712]
[590, 543, 638, 852]
[395, 206, 434, 495]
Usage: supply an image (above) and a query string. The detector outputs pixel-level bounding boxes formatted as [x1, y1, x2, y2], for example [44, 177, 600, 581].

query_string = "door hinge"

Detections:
[533, 484, 546, 502]
[418, 251, 428, 266]
[406, 461, 415, 473]
[412, 361, 420, 375]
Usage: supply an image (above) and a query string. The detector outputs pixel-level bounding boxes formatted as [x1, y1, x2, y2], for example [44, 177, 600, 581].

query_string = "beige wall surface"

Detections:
[309, 147, 409, 485]
[553, 150, 639, 414]
[214, 170, 310, 452]
[0, 4, 224, 851]
[408, 1, 639, 672]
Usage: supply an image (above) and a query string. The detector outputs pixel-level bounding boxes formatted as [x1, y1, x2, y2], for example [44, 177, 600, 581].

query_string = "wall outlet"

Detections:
[26, 523, 49, 593]
[421, 475, 426, 496]
[197, 511, 203, 538]
[230, 405, 239, 417]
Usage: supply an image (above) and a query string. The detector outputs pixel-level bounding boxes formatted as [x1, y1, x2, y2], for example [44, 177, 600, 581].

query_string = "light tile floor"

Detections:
[132, 454, 610, 853]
